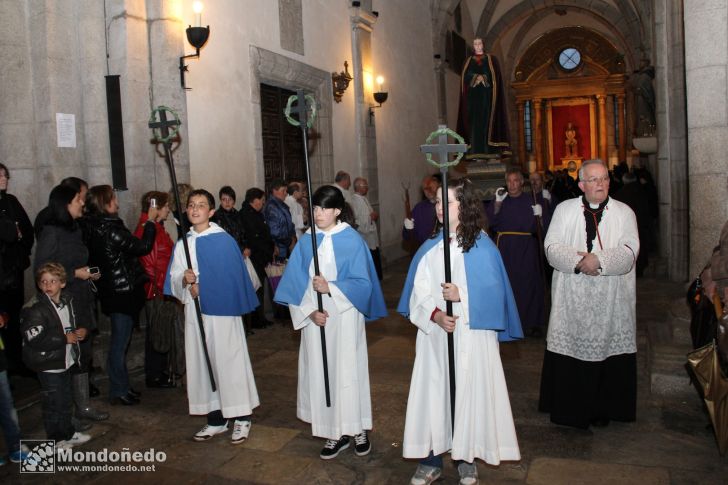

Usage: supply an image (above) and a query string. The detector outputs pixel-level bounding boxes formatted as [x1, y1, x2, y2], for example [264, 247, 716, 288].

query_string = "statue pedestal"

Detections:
[561, 156, 583, 179]
[462, 158, 507, 200]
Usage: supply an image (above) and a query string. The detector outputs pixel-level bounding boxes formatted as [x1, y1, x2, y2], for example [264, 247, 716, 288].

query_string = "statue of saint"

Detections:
[456, 38, 511, 159]
[564, 122, 578, 157]
[632, 59, 656, 136]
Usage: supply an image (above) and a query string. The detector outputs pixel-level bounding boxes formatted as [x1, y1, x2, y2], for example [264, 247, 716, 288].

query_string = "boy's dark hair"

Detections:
[187, 189, 215, 209]
[287, 182, 300, 196]
[46, 185, 79, 229]
[432, 178, 488, 252]
[268, 179, 286, 193]
[0, 162, 9, 180]
[311, 185, 355, 226]
[219, 186, 236, 202]
[245, 187, 265, 203]
[141, 191, 169, 212]
[36, 262, 67, 284]
[86, 185, 115, 215]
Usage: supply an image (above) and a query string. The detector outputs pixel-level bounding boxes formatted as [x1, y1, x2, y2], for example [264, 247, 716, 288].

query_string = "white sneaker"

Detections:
[193, 422, 229, 441]
[57, 432, 91, 449]
[457, 462, 479, 485]
[410, 464, 442, 485]
[231, 420, 251, 444]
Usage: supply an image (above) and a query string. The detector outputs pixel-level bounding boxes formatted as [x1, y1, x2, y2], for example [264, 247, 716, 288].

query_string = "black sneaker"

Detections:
[353, 430, 371, 456]
[320, 436, 350, 459]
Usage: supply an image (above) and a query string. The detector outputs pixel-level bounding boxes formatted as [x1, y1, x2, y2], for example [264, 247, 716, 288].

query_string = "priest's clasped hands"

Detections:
[575, 252, 601, 276]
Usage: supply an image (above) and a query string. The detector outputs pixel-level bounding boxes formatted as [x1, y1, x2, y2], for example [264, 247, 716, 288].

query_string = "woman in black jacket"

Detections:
[240, 188, 274, 328]
[0, 163, 34, 376]
[84, 185, 157, 405]
[35, 184, 109, 422]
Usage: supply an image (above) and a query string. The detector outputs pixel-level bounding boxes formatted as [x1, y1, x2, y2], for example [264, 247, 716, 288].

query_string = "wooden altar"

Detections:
[511, 27, 631, 172]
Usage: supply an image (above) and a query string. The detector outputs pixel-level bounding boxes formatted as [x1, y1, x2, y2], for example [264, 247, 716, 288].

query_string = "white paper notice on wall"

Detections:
[56, 113, 76, 148]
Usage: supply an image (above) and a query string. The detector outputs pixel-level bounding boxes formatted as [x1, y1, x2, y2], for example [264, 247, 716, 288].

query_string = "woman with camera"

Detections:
[84, 185, 156, 406]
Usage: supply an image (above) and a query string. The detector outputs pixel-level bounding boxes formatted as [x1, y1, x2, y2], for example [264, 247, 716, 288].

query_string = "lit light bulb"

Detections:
[193, 1, 203, 26]
[376, 76, 384, 92]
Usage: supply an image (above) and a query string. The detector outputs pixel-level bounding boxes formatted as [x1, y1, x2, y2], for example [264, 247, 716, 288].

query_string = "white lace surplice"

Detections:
[544, 198, 640, 362]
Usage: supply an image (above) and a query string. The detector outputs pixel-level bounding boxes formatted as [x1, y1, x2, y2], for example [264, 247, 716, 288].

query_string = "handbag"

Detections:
[149, 295, 177, 354]
[687, 276, 719, 349]
[265, 261, 286, 292]
[148, 267, 177, 354]
[244, 256, 262, 291]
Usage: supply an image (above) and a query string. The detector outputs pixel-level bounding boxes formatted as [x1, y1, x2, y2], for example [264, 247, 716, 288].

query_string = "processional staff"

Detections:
[284, 90, 331, 408]
[419, 124, 468, 432]
[149, 106, 217, 392]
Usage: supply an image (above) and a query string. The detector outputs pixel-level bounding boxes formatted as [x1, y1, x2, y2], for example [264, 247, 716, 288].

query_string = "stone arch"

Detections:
[504, 8, 637, 81]
[479, 1, 643, 68]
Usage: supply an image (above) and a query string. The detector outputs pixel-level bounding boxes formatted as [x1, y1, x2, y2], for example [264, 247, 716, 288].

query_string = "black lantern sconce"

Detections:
[179, 2, 210, 90]
[332, 61, 353, 103]
[368, 75, 388, 124]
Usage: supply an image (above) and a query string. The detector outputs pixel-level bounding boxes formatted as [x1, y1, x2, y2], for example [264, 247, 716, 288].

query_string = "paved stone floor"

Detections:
[1, 260, 727, 484]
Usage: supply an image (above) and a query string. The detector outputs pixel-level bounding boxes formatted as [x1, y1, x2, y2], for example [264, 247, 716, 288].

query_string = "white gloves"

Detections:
[532, 204, 543, 217]
[495, 188, 507, 202]
[542, 189, 551, 201]
[404, 218, 415, 230]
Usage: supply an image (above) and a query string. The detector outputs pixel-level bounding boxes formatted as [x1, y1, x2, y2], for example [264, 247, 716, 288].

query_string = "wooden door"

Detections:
[260, 83, 306, 190]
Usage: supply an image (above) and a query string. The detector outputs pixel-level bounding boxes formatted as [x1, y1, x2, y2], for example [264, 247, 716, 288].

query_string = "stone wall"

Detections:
[684, 0, 728, 277]
[0, 0, 189, 296]
[183, 0, 438, 262]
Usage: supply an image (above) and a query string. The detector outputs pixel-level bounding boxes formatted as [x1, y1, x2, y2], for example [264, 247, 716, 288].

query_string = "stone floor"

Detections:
[1, 260, 727, 484]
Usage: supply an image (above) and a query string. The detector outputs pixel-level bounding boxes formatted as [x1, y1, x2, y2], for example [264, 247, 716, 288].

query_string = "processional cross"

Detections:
[284, 90, 331, 408]
[419, 124, 467, 431]
[149, 106, 217, 392]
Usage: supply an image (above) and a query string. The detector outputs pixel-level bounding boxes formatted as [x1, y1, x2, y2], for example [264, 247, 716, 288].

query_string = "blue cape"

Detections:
[397, 232, 523, 341]
[164, 231, 259, 316]
[274, 225, 387, 321]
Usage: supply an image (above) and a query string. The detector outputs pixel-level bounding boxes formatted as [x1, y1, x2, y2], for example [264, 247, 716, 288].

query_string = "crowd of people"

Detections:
[0, 159, 654, 485]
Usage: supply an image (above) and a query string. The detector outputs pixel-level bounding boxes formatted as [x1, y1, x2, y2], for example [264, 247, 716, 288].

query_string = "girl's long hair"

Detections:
[433, 178, 488, 252]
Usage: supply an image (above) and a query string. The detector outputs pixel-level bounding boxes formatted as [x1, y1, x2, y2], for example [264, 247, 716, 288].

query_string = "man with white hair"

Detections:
[351, 177, 382, 280]
[539, 159, 640, 429]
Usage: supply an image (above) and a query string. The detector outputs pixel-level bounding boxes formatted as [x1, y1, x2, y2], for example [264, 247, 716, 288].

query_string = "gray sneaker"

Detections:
[457, 462, 479, 485]
[410, 464, 442, 485]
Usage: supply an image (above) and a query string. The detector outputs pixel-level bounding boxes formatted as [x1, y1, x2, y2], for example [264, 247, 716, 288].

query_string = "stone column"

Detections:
[685, 0, 725, 278]
[617, 94, 626, 162]
[533, 99, 543, 171]
[349, 5, 380, 225]
[516, 101, 526, 167]
[597, 95, 608, 162]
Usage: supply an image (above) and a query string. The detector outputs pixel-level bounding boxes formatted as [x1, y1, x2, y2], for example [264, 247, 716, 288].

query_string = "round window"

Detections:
[558, 47, 582, 71]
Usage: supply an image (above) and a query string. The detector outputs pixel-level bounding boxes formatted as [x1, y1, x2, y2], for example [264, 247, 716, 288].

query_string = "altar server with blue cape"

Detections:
[165, 190, 260, 445]
[274, 185, 387, 460]
[397, 178, 522, 485]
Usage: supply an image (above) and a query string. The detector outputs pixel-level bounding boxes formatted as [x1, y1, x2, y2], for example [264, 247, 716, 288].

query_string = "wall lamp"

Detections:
[368, 76, 388, 124]
[179, 2, 210, 90]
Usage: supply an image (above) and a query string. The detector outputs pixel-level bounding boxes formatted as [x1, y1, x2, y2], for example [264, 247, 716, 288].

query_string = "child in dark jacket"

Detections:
[20, 262, 90, 449]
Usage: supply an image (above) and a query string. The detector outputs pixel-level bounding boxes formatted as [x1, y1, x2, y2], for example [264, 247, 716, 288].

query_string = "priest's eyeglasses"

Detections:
[583, 176, 610, 185]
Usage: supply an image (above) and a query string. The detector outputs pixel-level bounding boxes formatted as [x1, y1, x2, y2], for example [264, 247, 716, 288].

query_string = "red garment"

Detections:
[133, 213, 173, 300]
